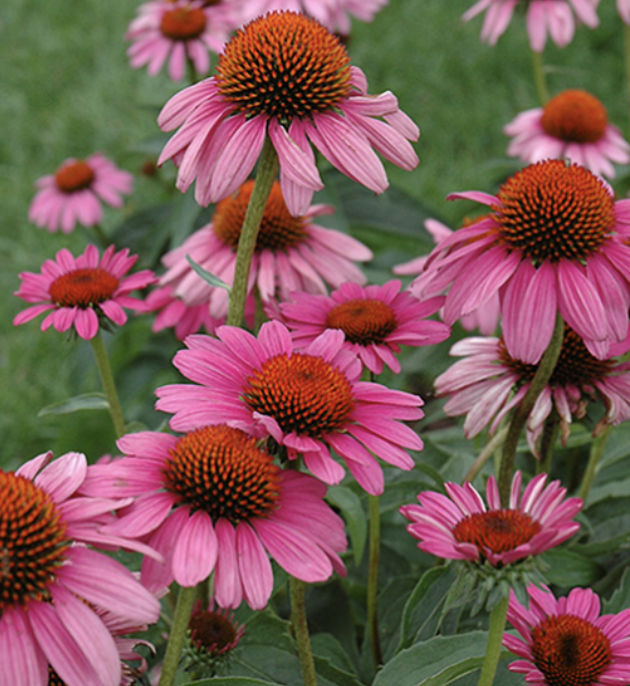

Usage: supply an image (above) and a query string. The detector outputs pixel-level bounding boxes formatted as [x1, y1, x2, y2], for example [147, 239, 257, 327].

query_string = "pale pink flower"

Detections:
[28, 154, 133, 234]
[412, 160, 630, 363]
[463, 0, 600, 52]
[158, 10, 419, 216]
[153, 180, 371, 320]
[435, 328, 630, 452]
[505, 90, 630, 179]
[156, 321, 424, 495]
[80, 424, 347, 608]
[619, 0, 630, 23]
[0, 451, 160, 686]
[14, 245, 156, 340]
[278, 280, 450, 375]
[504, 584, 630, 685]
[401, 471, 581, 566]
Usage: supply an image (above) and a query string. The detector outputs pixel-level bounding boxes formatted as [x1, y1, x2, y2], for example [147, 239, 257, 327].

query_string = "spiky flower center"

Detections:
[215, 11, 352, 123]
[164, 425, 281, 522]
[213, 181, 308, 252]
[54, 161, 95, 193]
[244, 353, 355, 437]
[189, 607, 239, 656]
[531, 614, 611, 686]
[326, 299, 397, 345]
[49, 268, 120, 308]
[452, 509, 541, 555]
[160, 7, 207, 40]
[541, 90, 608, 144]
[0, 472, 70, 611]
[493, 160, 614, 263]
[47, 666, 66, 686]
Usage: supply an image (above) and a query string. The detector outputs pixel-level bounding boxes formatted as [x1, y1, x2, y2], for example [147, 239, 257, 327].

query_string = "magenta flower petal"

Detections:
[237, 522, 274, 610]
[214, 518, 243, 609]
[172, 510, 218, 587]
[0, 608, 48, 686]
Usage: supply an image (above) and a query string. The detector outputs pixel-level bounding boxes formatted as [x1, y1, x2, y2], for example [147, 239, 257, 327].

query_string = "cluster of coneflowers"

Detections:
[9, 1, 630, 686]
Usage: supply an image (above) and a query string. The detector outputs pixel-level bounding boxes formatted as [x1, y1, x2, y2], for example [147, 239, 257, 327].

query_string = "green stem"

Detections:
[498, 315, 564, 506]
[289, 576, 318, 686]
[476, 595, 509, 686]
[531, 49, 549, 105]
[226, 137, 279, 327]
[90, 330, 126, 439]
[624, 24, 630, 134]
[158, 585, 196, 686]
[578, 427, 610, 503]
[186, 56, 199, 85]
[90, 224, 110, 247]
[367, 494, 383, 667]
[537, 412, 559, 476]
[463, 427, 509, 484]
[254, 287, 267, 335]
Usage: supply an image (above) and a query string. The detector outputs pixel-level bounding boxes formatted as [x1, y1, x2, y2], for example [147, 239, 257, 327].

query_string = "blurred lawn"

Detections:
[1, 0, 627, 465]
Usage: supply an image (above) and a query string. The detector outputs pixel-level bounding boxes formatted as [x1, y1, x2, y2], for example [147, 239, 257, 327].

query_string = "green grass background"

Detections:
[1, 0, 627, 466]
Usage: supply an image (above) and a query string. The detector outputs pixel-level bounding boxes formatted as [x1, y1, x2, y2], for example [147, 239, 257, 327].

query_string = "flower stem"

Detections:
[476, 595, 509, 686]
[498, 314, 564, 506]
[531, 49, 549, 105]
[537, 412, 559, 475]
[158, 585, 196, 686]
[289, 576, 318, 686]
[367, 494, 383, 667]
[578, 427, 610, 503]
[90, 330, 126, 439]
[463, 426, 509, 484]
[89, 224, 110, 247]
[226, 137, 279, 327]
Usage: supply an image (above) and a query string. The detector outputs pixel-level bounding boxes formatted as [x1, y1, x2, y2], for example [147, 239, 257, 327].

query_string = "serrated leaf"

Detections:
[38, 393, 109, 417]
[326, 486, 367, 565]
[186, 255, 232, 292]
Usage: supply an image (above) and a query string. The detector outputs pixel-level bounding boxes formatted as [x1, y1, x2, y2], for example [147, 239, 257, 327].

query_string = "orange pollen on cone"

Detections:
[54, 161, 95, 193]
[493, 160, 615, 263]
[48, 268, 120, 308]
[189, 607, 239, 655]
[0, 471, 70, 611]
[244, 352, 355, 438]
[326, 299, 397, 345]
[160, 7, 207, 40]
[164, 425, 281, 523]
[213, 181, 308, 252]
[47, 666, 66, 686]
[215, 11, 352, 122]
[452, 509, 541, 555]
[531, 614, 611, 686]
[541, 90, 608, 144]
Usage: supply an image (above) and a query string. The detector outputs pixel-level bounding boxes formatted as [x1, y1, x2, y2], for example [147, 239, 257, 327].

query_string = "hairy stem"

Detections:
[464, 426, 509, 484]
[289, 576, 318, 686]
[531, 49, 549, 105]
[476, 595, 509, 686]
[579, 427, 610, 503]
[158, 585, 196, 686]
[367, 494, 383, 666]
[90, 330, 126, 439]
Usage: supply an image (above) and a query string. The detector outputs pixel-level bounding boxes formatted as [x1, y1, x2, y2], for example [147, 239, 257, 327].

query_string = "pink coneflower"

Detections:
[462, 0, 600, 52]
[0, 451, 160, 686]
[154, 180, 371, 319]
[126, 0, 239, 81]
[156, 321, 424, 494]
[13, 244, 156, 340]
[435, 327, 630, 452]
[28, 154, 133, 234]
[80, 424, 347, 608]
[401, 471, 581, 567]
[278, 280, 450, 375]
[505, 90, 630, 179]
[504, 584, 630, 685]
[188, 599, 245, 658]
[394, 218, 501, 335]
[619, 0, 630, 23]
[157, 10, 419, 216]
[412, 159, 630, 363]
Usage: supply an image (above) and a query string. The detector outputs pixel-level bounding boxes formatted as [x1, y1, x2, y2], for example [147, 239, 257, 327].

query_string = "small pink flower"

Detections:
[401, 471, 581, 567]
[126, 0, 240, 81]
[463, 0, 600, 52]
[278, 280, 450, 375]
[435, 327, 630, 452]
[158, 11, 419, 216]
[156, 321, 424, 495]
[28, 153, 133, 234]
[14, 245, 156, 340]
[80, 424, 347, 609]
[505, 90, 630, 179]
[504, 584, 630, 685]
[0, 451, 161, 686]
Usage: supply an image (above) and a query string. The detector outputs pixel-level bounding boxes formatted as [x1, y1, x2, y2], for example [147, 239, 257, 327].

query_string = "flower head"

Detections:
[401, 471, 581, 567]
[28, 154, 133, 234]
[463, 0, 599, 52]
[188, 599, 244, 658]
[158, 10, 419, 216]
[505, 90, 630, 179]
[278, 280, 450, 374]
[156, 321, 424, 494]
[0, 451, 160, 686]
[14, 245, 156, 340]
[504, 584, 630, 686]
[413, 160, 630, 363]
[80, 424, 347, 609]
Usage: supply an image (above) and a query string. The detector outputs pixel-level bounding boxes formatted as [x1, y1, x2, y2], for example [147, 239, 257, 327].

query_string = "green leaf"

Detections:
[540, 548, 603, 588]
[38, 392, 109, 416]
[603, 567, 630, 614]
[326, 486, 367, 565]
[184, 679, 283, 686]
[186, 255, 232, 293]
